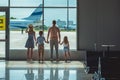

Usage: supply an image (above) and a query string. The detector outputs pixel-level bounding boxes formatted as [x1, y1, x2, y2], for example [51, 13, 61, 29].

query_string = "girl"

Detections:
[36, 31, 47, 63]
[25, 24, 36, 62]
[60, 36, 71, 62]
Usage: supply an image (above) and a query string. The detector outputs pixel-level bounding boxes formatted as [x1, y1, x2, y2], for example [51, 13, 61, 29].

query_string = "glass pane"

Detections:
[44, 0, 67, 7]
[0, 0, 8, 6]
[0, 12, 6, 58]
[0, 61, 5, 79]
[68, 9, 77, 49]
[44, 8, 67, 49]
[0, 12, 6, 39]
[10, 0, 42, 7]
[0, 42, 5, 58]
[0, 31, 5, 40]
[10, 8, 43, 49]
[69, 0, 77, 7]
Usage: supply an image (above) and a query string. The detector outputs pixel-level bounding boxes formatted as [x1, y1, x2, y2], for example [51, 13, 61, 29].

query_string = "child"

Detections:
[36, 31, 46, 63]
[25, 24, 36, 62]
[60, 36, 71, 62]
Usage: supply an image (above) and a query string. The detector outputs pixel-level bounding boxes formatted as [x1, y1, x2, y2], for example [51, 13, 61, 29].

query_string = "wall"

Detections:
[78, 0, 120, 51]
[9, 49, 86, 61]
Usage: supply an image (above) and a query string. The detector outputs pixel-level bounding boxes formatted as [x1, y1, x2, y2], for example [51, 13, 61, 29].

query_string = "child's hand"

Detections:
[58, 40, 61, 44]
[36, 42, 37, 46]
[59, 43, 62, 45]
[46, 41, 49, 43]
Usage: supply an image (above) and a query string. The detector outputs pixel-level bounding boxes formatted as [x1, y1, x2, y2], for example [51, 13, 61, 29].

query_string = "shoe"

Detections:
[29, 59, 34, 63]
[42, 59, 44, 63]
[42, 61, 44, 64]
[56, 59, 59, 62]
[65, 60, 67, 63]
[30, 59, 33, 62]
[27, 59, 30, 62]
[51, 59, 53, 62]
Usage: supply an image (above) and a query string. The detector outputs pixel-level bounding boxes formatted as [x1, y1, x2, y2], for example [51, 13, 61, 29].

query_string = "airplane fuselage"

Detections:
[10, 19, 34, 29]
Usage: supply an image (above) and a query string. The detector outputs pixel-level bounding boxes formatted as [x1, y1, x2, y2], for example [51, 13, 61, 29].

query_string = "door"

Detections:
[0, 8, 9, 60]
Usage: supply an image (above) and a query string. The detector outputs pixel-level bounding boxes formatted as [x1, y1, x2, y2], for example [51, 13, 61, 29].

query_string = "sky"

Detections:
[0, 0, 8, 6]
[11, 0, 76, 7]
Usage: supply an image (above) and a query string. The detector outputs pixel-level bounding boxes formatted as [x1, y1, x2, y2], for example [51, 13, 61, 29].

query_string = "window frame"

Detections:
[8, 0, 77, 50]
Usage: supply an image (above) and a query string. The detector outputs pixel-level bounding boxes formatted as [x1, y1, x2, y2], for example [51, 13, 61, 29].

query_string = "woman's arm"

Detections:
[34, 31, 36, 42]
[68, 42, 70, 50]
[25, 27, 29, 33]
[36, 40, 38, 46]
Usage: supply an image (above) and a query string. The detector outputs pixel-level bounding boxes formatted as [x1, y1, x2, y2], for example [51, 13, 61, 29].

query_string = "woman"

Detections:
[25, 24, 36, 62]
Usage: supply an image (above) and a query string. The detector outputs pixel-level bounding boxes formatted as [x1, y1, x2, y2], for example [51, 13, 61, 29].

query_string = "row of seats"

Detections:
[101, 57, 120, 80]
[86, 51, 120, 80]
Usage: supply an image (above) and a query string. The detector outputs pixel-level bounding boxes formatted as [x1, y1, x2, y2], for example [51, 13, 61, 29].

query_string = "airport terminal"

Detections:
[0, 0, 120, 80]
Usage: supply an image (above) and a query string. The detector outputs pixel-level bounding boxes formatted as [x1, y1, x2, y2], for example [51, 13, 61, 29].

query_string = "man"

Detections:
[47, 20, 61, 62]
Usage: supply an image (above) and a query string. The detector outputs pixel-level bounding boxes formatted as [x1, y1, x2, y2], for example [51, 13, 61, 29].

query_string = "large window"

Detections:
[9, 0, 77, 50]
[0, 0, 8, 7]
[10, 0, 42, 7]
[10, 8, 43, 49]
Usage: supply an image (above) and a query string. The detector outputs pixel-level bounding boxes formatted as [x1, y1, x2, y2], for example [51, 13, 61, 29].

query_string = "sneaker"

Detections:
[65, 60, 67, 63]
[51, 59, 53, 62]
[56, 59, 59, 62]
[30, 59, 33, 62]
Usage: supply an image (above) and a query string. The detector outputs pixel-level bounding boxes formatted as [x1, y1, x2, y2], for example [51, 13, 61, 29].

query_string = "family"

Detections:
[25, 20, 71, 63]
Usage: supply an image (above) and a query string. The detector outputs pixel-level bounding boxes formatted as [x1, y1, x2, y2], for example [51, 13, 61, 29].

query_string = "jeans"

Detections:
[50, 39, 59, 59]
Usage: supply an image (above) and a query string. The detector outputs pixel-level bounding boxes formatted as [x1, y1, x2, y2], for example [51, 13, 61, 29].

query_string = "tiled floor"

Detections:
[0, 61, 93, 80]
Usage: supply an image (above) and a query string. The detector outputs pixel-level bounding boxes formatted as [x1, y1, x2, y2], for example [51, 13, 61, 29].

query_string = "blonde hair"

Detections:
[28, 24, 33, 31]
[63, 36, 69, 44]
[28, 24, 33, 27]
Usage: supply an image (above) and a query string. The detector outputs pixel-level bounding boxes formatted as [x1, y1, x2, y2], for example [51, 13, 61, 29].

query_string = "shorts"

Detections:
[64, 47, 69, 52]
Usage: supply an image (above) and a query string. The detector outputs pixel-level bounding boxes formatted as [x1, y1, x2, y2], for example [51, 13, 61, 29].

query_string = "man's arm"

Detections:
[58, 28, 61, 43]
[47, 28, 50, 42]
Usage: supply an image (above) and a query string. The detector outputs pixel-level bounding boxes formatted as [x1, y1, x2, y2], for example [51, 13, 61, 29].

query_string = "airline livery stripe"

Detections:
[31, 12, 42, 15]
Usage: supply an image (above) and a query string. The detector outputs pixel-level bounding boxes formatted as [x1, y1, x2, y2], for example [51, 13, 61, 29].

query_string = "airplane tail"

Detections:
[24, 4, 43, 21]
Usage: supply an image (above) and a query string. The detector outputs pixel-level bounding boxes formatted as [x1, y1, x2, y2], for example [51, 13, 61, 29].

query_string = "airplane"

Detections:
[10, 4, 43, 33]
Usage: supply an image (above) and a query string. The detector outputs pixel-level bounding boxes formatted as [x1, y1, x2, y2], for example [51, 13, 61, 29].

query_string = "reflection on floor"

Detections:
[0, 61, 92, 80]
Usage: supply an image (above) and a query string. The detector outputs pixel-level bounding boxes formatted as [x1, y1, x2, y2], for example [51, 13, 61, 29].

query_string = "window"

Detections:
[44, 0, 67, 7]
[9, 0, 77, 50]
[10, 8, 43, 49]
[10, 0, 42, 7]
[0, 0, 8, 7]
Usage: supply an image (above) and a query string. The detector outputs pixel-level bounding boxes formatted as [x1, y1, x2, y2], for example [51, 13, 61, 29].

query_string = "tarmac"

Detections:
[0, 31, 76, 57]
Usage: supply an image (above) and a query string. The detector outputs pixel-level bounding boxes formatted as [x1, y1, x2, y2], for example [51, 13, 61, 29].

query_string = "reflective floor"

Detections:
[0, 61, 92, 80]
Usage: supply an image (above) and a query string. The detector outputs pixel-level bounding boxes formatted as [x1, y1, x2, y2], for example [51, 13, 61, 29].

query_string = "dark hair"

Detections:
[52, 20, 56, 24]
[39, 31, 43, 35]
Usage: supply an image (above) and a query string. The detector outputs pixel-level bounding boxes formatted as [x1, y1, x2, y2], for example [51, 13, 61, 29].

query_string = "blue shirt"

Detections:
[37, 36, 45, 45]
